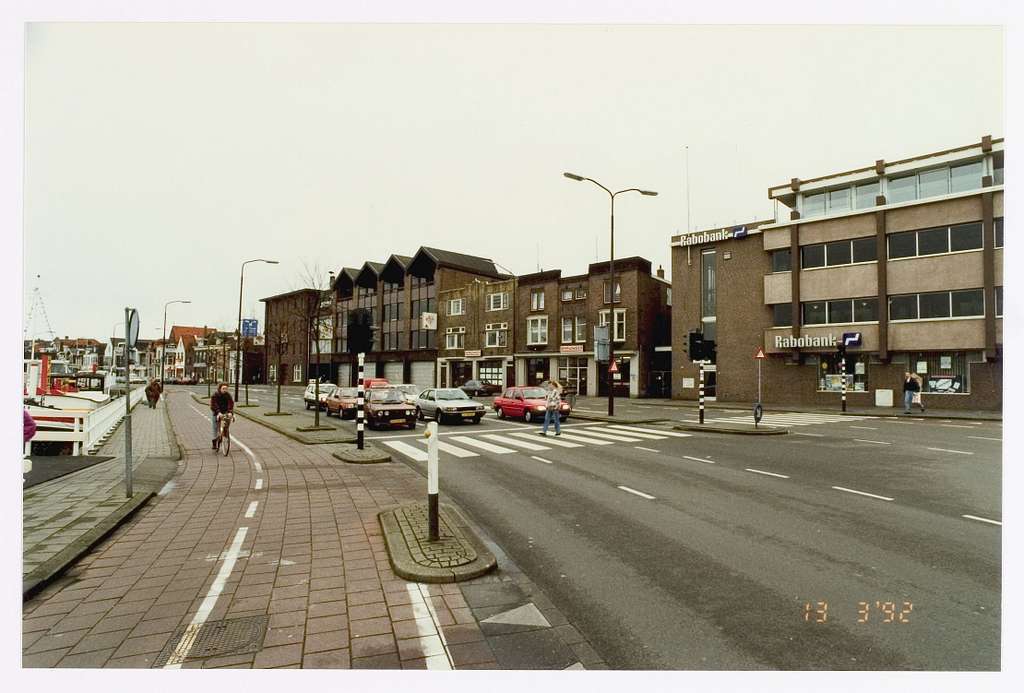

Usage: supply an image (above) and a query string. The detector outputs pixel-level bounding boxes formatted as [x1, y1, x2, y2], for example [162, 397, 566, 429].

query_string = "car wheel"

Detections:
[435, 410, 442, 424]
[525, 410, 535, 423]
[495, 406, 504, 419]
[473, 416, 481, 424]
[416, 407, 423, 421]
[305, 402, 311, 410]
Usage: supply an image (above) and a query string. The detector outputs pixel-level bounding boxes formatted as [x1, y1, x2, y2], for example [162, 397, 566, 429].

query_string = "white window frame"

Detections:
[292, 364, 302, 383]
[527, 316, 548, 345]
[487, 292, 509, 311]
[448, 298, 465, 316]
[575, 316, 587, 343]
[485, 328, 508, 348]
[531, 289, 545, 311]
[575, 286, 588, 300]
[445, 332, 465, 350]
[561, 317, 573, 343]
[613, 308, 626, 342]
[561, 288, 574, 302]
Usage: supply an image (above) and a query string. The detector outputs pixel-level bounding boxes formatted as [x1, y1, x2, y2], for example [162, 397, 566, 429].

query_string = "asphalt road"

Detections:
[181, 385, 1002, 669]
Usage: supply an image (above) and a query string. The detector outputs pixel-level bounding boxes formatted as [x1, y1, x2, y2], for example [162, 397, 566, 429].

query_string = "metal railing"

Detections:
[26, 388, 145, 456]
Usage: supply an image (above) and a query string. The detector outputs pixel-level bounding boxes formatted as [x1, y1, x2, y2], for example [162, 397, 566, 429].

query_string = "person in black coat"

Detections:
[210, 382, 234, 448]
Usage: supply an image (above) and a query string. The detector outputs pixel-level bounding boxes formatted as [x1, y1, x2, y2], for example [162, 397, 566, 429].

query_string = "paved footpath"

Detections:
[23, 390, 598, 669]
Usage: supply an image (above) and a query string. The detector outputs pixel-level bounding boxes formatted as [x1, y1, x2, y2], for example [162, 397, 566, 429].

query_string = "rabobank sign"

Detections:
[775, 334, 838, 348]
[675, 225, 748, 247]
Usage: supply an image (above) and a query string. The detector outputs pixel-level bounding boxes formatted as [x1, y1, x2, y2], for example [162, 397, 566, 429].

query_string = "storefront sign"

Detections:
[940, 355, 952, 369]
[774, 334, 838, 349]
[560, 344, 584, 353]
[674, 226, 744, 247]
[683, 377, 695, 389]
[464, 350, 482, 357]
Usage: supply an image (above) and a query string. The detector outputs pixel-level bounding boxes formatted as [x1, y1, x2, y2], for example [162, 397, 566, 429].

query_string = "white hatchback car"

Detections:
[303, 381, 335, 410]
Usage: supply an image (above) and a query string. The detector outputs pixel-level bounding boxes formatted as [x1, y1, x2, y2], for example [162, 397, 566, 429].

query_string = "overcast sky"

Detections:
[22, 23, 1003, 340]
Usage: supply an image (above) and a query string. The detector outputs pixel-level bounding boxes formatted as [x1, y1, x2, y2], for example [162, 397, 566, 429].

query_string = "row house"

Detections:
[436, 276, 516, 388]
[51, 337, 106, 372]
[164, 325, 215, 381]
[514, 257, 672, 398]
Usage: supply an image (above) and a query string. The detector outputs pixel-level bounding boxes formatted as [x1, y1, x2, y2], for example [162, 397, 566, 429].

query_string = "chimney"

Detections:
[656, 265, 665, 279]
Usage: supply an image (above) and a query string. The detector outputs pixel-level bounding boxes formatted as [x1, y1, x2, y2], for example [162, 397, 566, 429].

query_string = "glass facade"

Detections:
[818, 353, 869, 392]
[557, 356, 588, 396]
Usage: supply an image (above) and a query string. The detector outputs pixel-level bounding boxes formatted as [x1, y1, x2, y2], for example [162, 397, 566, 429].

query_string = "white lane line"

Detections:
[580, 425, 667, 440]
[415, 439, 480, 458]
[607, 425, 693, 438]
[253, 462, 262, 473]
[854, 439, 892, 445]
[683, 455, 715, 464]
[245, 501, 258, 518]
[407, 584, 454, 670]
[832, 486, 894, 502]
[555, 432, 614, 446]
[745, 468, 790, 479]
[530, 456, 554, 465]
[927, 447, 974, 456]
[229, 433, 258, 461]
[617, 485, 656, 500]
[509, 432, 581, 448]
[634, 446, 660, 453]
[163, 526, 248, 668]
[793, 432, 825, 437]
[382, 440, 429, 461]
[568, 429, 645, 442]
[968, 436, 1001, 442]
[962, 514, 1002, 526]
[849, 426, 878, 430]
[449, 436, 516, 454]
[940, 424, 973, 429]
[481, 434, 549, 451]
[254, 478, 264, 490]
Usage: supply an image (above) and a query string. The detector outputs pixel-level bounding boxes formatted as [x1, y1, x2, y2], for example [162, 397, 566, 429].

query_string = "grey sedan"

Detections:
[416, 388, 487, 424]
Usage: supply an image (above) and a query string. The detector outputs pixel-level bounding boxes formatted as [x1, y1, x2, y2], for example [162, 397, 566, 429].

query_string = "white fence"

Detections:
[27, 388, 146, 456]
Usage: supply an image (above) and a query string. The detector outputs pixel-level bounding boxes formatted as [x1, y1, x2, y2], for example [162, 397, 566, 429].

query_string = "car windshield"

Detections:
[338, 388, 357, 397]
[521, 388, 547, 398]
[396, 385, 419, 395]
[369, 389, 405, 404]
[437, 389, 470, 401]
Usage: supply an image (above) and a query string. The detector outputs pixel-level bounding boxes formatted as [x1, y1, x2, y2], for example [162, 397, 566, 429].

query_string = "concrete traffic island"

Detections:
[332, 443, 391, 464]
[379, 502, 497, 583]
[571, 413, 668, 425]
[673, 421, 789, 435]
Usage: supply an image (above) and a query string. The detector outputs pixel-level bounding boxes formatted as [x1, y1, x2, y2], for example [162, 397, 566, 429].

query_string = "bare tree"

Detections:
[263, 321, 292, 415]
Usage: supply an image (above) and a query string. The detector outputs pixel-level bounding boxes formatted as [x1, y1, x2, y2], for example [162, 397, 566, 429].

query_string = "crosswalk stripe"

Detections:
[480, 434, 550, 451]
[415, 439, 479, 458]
[509, 432, 582, 448]
[555, 432, 613, 446]
[382, 440, 428, 461]
[569, 429, 647, 442]
[606, 425, 692, 438]
[579, 426, 666, 440]
[449, 436, 516, 454]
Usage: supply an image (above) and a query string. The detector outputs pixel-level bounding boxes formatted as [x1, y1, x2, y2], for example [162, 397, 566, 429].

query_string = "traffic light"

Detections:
[347, 308, 374, 354]
[688, 331, 705, 362]
[836, 343, 847, 371]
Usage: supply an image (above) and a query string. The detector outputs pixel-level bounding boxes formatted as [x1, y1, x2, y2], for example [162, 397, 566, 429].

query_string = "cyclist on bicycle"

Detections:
[210, 382, 235, 450]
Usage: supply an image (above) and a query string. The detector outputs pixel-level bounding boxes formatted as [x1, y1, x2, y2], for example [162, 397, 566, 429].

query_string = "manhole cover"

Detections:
[153, 615, 268, 667]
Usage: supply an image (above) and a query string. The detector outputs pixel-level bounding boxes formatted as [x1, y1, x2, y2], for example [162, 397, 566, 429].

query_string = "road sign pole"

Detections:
[841, 357, 847, 413]
[357, 352, 365, 450]
[426, 421, 439, 541]
[123, 307, 133, 499]
[698, 361, 705, 425]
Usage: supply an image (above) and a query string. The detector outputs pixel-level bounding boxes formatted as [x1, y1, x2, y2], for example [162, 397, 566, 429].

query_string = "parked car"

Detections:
[325, 386, 358, 418]
[391, 384, 422, 404]
[416, 388, 486, 424]
[365, 387, 417, 430]
[493, 386, 571, 423]
[362, 377, 390, 390]
[459, 379, 502, 397]
[303, 380, 335, 410]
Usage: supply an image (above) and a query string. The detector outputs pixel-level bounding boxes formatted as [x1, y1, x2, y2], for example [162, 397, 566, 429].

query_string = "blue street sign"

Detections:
[842, 332, 862, 347]
[242, 319, 259, 337]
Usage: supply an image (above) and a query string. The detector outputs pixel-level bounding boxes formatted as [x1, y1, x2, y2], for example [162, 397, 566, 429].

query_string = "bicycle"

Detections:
[216, 412, 234, 456]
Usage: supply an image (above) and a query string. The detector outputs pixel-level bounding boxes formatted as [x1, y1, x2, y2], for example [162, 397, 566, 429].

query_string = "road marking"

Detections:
[254, 478, 263, 490]
[683, 455, 715, 464]
[568, 429, 645, 442]
[849, 426, 878, 430]
[482, 434, 549, 451]
[940, 424, 973, 429]
[381, 440, 429, 461]
[962, 514, 1002, 526]
[555, 432, 613, 446]
[831, 486, 894, 502]
[607, 425, 693, 438]
[245, 501, 258, 518]
[253, 462, 262, 472]
[634, 446, 660, 453]
[449, 436, 516, 454]
[163, 526, 248, 668]
[745, 468, 790, 479]
[580, 425, 667, 440]
[968, 436, 1001, 442]
[530, 456, 554, 465]
[509, 432, 581, 448]
[229, 433, 258, 461]
[926, 447, 974, 456]
[406, 584, 454, 670]
[415, 438, 479, 458]
[793, 432, 825, 437]
[854, 439, 892, 445]
[158, 480, 176, 496]
[617, 485, 656, 500]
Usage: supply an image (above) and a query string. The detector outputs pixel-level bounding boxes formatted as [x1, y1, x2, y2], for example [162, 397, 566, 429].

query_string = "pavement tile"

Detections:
[345, 578, 382, 593]
[68, 628, 133, 655]
[302, 648, 351, 669]
[55, 647, 118, 668]
[348, 602, 388, 621]
[25, 629, 90, 654]
[304, 629, 349, 654]
[350, 633, 397, 658]
[202, 653, 256, 668]
[268, 596, 308, 613]
[23, 614, 66, 633]
[349, 616, 393, 638]
[351, 652, 402, 669]
[440, 623, 487, 645]
[397, 634, 446, 660]
[129, 615, 182, 638]
[50, 611, 107, 634]
[569, 640, 603, 666]
[112, 632, 172, 659]
[451, 607, 476, 625]
[308, 614, 349, 635]
[23, 648, 72, 668]
[448, 640, 496, 667]
[308, 600, 348, 618]
[263, 624, 305, 648]
[552, 623, 587, 646]
[393, 618, 438, 640]
[104, 653, 159, 668]
[346, 589, 385, 606]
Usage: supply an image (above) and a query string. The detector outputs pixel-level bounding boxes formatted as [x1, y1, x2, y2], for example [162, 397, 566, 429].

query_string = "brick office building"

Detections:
[514, 257, 671, 398]
[671, 136, 1004, 410]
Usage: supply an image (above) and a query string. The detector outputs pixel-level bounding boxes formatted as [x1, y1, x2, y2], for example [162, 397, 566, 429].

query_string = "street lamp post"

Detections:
[563, 172, 657, 416]
[236, 259, 279, 401]
[161, 300, 191, 386]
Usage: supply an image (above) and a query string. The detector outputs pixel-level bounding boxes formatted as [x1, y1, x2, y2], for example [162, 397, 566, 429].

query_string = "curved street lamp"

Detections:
[236, 259, 279, 400]
[160, 300, 191, 385]
[563, 172, 657, 417]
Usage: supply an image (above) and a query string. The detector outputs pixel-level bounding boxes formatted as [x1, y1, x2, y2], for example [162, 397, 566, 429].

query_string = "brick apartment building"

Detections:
[437, 276, 516, 388]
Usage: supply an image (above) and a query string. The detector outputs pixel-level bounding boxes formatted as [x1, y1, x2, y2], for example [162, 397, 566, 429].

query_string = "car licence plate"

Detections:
[462, 412, 475, 417]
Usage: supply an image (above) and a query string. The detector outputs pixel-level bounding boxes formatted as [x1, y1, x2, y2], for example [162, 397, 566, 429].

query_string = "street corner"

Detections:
[379, 503, 497, 584]
[332, 444, 392, 465]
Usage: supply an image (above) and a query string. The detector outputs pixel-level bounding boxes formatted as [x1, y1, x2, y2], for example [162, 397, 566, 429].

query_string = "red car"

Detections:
[493, 386, 571, 423]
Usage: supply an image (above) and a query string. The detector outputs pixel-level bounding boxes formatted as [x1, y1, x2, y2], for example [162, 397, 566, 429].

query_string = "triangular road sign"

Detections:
[608, 360, 619, 373]
[754, 347, 766, 359]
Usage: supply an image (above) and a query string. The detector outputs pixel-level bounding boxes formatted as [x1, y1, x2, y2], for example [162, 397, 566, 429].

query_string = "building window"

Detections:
[853, 298, 879, 322]
[825, 240, 852, 266]
[575, 316, 587, 343]
[485, 327, 508, 348]
[410, 275, 436, 350]
[950, 222, 983, 251]
[487, 292, 509, 311]
[994, 218, 1003, 248]
[771, 248, 791, 272]
[561, 288, 574, 302]
[996, 286, 1003, 317]
[950, 160, 983, 193]
[951, 289, 984, 317]
[994, 158, 1004, 185]
[603, 280, 622, 304]
[826, 299, 853, 323]
[855, 181, 878, 209]
[575, 286, 588, 300]
[800, 244, 825, 269]
[803, 192, 825, 218]
[557, 356, 588, 395]
[851, 237, 877, 263]
[828, 188, 851, 214]
[888, 174, 917, 204]
[917, 227, 949, 255]
[819, 353, 869, 392]
[889, 223, 983, 259]
[911, 351, 970, 394]
[561, 317, 573, 343]
[802, 301, 827, 325]
[446, 332, 465, 350]
[531, 289, 545, 311]
[771, 303, 792, 327]
[292, 364, 302, 383]
[701, 248, 716, 342]
[889, 290, 984, 321]
[918, 168, 950, 198]
[448, 298, 465, 316]
[887, 231, 917, 259]
[527, 316, 548, 345]
[614, 309, 626, 342]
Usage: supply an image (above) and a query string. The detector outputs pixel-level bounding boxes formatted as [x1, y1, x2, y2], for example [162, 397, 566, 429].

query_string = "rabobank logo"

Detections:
[675, 225, 749, 247]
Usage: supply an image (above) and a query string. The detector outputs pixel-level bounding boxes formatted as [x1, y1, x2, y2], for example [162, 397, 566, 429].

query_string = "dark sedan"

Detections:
[459, 379, 502, 397]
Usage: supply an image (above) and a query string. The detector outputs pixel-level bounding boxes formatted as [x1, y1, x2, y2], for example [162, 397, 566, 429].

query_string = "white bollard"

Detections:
[426, 421, 439, 541]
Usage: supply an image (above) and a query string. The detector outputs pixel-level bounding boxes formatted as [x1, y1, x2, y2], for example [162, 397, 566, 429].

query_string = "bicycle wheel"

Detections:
[222, 430, 231, 456]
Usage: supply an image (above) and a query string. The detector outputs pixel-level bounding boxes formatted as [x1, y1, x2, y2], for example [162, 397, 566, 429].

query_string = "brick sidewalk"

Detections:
[23, 390, 595, 669]
[23, 397, 179, 585]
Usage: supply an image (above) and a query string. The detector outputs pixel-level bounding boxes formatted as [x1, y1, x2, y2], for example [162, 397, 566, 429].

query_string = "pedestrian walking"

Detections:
[538, 379, 563, 436]
[902, 371, 926, 414]
[145, 378, 162, 408]
[209, 382, 234, 449]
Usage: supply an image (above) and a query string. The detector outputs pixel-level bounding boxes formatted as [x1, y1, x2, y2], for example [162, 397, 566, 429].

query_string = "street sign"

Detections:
[754, 347, 766, 359]
[608, 360, 619, 374]
[420, 312, 438, 330]
[594, 325, 610, 361]
[126, 309, 140, 348]
[242, 319, 259, 337]
[842, 332, 862, 347]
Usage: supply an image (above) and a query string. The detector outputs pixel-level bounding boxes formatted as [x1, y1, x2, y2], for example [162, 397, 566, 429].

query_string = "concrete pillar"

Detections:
[629, 353, 640, 398]
[586, 357, 597, 397]
[515, 358, 526, 385]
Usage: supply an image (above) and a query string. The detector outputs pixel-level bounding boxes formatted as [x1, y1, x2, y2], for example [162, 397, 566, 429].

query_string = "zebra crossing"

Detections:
[709, 412, 877, 428]
[380, 424, 692, 461]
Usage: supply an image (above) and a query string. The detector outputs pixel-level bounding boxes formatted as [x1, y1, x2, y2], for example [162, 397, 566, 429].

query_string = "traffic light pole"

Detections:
[357, 352, 365, 450]
[698, 361, 705, 425]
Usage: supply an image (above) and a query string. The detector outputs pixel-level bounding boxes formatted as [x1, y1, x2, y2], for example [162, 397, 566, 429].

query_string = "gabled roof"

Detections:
[334, 267, 361, 298]
[356, 261, 386, 288]
[408, 246, 505, 280]
[381, 254, 413, 284]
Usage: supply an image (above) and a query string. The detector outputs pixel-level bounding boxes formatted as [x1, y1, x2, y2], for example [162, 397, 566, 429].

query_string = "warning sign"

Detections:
[754, 347, 766, 359]
[608, 360, 619, 373]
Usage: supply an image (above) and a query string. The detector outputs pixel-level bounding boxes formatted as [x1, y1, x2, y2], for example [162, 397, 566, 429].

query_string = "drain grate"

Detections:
[153, 615, 268, 667]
